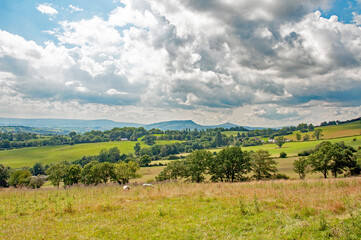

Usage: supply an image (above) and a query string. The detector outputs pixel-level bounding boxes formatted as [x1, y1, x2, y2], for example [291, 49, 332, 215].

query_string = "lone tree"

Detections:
[293, 157, 310, 179]
[275, 136, 286, 148]
[312, 129, 323, 140]
[296, 133, 301, 141]
[251, 150, 278, 180]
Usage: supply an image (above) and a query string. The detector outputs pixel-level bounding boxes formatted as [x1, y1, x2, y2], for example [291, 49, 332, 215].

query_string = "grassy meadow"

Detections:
[1, 178, 360, 239]
[222, 121, 361, 141]
[0, 140, 181, 168]
[210, 135, 361, 157]
[284, 121, 361, 141]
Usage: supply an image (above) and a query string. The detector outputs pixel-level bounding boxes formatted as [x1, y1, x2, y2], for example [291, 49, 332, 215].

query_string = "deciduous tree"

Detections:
[275, 136, 286, 148]
[183, 150, 213, 183]
[111, 161, 141, 184]
[293, 157, 310, 179]
[0, 164, 10, 187]
[210, 147, 251, 182]
[251, 150, 278, 180]
[312, 129, 323, 140]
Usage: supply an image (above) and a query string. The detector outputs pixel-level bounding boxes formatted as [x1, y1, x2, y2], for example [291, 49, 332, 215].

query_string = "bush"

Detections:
[28, 175, 46, 189]
[271, 173, 290, 180]
[168, 155, 180, 160]
[31, 162, 45, 176]
[9, 169, 31, 187]
[0, 164, 10, 187]
[279, 152, 287, 158]
[298, 149, 315, 156]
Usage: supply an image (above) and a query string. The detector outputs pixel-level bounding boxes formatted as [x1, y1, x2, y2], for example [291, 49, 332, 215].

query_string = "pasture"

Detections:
[223, 121, 361, 141]
[0, 178, 360, 239]
[210, 135, 361, 157]
[0, 140, 180, 168]
[283, 121, 361, 141]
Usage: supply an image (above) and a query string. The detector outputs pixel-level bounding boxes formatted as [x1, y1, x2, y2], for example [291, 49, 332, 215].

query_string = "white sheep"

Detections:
[123, 185, 131, 190]
[143, 183, 153, 187]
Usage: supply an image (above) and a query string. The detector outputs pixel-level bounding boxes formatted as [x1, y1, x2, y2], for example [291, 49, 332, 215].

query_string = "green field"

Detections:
[284, 121, 361, 141]
[1, 178, 360, 239]
[210, 135, 361, 157]
[0, 140, 181, 168]
[223, 121, 361, 141]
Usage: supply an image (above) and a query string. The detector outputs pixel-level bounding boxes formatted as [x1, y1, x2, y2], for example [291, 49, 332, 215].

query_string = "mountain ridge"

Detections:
[0, 118, 265, 132]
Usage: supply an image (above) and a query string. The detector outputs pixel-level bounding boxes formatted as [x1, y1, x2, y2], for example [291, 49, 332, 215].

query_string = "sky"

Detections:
[0, 0, 361, 127]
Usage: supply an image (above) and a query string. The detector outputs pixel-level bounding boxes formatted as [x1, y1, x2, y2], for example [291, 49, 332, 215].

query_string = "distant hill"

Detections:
[0, 118, 245, 132]
[0, 118, 142, 133]
[242, 126, 269, 130]
[145, 120, 240, 131]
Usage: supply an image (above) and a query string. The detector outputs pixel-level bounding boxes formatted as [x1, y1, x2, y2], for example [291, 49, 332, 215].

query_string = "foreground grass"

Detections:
[0, 140, 181, 168]
[0, 177, 360, 239]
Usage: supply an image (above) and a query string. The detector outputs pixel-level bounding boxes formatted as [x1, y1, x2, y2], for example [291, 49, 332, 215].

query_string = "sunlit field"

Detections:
[1, 178, 360, 239]
[0, 140, 181, 168]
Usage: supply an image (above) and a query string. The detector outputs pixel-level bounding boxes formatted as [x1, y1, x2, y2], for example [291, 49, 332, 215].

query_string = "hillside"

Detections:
[283, 120, 361, 141]
[145, 120, 240, 130]
[0, 140, 181, 168]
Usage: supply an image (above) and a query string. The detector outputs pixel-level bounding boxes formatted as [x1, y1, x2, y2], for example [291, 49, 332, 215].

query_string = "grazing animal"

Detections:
[123, 185, 131, 190]
[143, 183, 153, 187]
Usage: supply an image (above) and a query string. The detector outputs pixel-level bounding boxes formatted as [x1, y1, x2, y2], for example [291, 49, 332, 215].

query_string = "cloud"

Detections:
[69, 4, 83, 13]
[352, 12, 361, 25]
[36, 4, 58, 16]
[106, 89, 129, 95]
[1, 0, 360, 126]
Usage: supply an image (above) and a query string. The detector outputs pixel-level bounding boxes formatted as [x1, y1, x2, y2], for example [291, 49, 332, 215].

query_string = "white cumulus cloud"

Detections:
[36, 4, 58, 16]
[69, 4, 83, 12]
[0, 0, 360, 126]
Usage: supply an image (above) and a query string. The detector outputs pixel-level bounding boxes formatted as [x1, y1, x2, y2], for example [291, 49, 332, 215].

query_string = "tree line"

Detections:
[155, 147, 287, 183]
[2, 118, 352, 150]
[1, 141, 360, 189]
[293, 141, 361, 179]
[155, 141, 361, 183]
[0, 160, 141, 189]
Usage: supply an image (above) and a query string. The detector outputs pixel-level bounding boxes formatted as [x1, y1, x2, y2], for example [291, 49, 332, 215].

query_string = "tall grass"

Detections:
[1, 177, 360, 239]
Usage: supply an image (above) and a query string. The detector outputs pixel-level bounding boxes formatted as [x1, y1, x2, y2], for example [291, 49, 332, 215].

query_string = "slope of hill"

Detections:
[145, 120, 240, 130]
[283, 120, 361, 141]
[0, 140, 181, 168]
